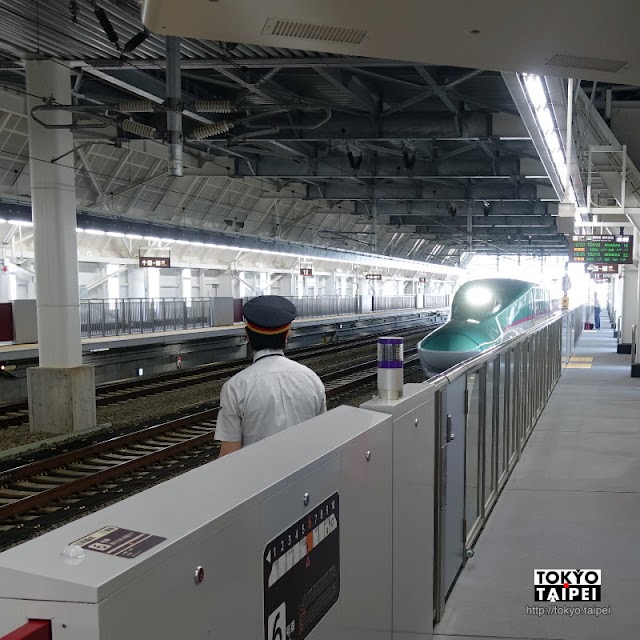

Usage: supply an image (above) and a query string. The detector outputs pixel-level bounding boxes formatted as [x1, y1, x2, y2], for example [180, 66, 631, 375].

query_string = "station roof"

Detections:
[0, 0, 638, 267]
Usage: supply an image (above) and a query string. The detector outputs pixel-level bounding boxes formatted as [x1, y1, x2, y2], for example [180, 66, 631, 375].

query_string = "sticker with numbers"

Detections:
[71, 526, 166, 559]
[263, 493, 340, 640]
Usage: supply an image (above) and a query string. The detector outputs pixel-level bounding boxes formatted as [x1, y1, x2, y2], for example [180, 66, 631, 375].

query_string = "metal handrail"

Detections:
[427, 310, 577, 385]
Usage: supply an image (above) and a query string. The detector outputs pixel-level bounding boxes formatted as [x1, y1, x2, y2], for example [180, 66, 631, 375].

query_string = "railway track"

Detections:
[0, 347, 424, 549]
[0, 318, 442, 429]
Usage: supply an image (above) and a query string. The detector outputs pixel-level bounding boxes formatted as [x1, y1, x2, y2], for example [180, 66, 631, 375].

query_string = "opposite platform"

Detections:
[0, 307, 442, 361]
[435, 313, 640, 640]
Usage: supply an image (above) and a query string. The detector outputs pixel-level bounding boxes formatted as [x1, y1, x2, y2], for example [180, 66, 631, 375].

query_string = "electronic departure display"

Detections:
[570, 235, 633, 264]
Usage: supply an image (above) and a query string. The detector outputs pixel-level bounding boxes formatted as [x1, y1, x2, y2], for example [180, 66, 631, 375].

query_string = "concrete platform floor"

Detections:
[435, 313, 640, 640]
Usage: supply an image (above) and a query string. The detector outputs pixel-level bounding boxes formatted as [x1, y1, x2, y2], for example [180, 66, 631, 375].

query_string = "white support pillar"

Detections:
[634, 230, 640, 374]
[618, 264, 638, 351]
[25, 60, 96, 434]
[277, 274, 295, 297]
[325, 273, 338, 296]
[0, 267, 10, 303]
[217, 273, 235, 298]
[128, 268, 146, 298]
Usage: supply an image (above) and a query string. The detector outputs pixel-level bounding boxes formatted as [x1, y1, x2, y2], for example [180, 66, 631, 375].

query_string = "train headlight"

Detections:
[466, 286, 492, 306]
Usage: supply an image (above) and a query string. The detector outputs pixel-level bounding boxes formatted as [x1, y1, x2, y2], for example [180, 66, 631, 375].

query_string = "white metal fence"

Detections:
[79, 294, 451, 337]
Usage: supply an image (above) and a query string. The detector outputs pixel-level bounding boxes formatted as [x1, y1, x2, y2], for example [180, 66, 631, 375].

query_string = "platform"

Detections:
[0, 307, 443, 361]
[435, 313, 640, 640]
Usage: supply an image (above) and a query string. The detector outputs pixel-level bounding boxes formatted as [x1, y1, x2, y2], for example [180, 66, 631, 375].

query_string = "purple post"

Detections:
[377, 336, 404, 400]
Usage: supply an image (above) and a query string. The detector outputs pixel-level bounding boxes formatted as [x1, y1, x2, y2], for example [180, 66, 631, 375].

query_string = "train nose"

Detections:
[425, 332, 480, 351]
[419, 331, 482, 376]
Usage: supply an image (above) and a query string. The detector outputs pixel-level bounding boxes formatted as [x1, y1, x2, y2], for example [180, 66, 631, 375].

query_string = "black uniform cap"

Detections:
[243, 295, 297, 335]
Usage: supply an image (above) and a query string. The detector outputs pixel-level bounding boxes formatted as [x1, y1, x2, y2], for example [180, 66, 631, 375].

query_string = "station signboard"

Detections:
[570, 235, 633, 264]
[366, 274, 382, 280]
[139, 256, 171, 268]
[585, 264, 619, 274]
[591, 273, 613, 283]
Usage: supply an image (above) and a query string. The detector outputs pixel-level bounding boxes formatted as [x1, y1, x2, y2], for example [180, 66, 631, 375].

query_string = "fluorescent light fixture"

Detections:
[68, 223, 462, 276]
[467, 318, 480, 324]
[89, 347, 110, 353]
[522, 73, 577, 205]
[8, 219, 33, 227]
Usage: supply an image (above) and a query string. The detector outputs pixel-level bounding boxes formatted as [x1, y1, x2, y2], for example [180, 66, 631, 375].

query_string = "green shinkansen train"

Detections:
[418, 278, 552, 376]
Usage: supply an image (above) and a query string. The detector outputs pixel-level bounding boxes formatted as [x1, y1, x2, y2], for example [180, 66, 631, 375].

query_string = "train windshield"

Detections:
[451, 285, 501, 321]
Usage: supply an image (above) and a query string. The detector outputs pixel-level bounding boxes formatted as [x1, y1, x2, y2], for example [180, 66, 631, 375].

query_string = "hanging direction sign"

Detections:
[584, 264, 619, 274]
[139, 256, 171, 268]
[570, 235, 632, 264]
[300, 267, 313, 277]
[366, 274, 382, 280]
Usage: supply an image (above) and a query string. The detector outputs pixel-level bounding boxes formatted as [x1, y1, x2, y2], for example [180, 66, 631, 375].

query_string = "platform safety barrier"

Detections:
[80, 298, 213, 337]
[244, 294, 450, 320]
[429, 308, 584, 621]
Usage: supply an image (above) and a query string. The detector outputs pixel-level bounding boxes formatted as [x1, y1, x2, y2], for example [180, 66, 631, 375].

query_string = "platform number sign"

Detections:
[268, 603, 286, 640]
[300, 267, 313, 277]
[139, 256, 171, 268]
[263, 493, 340, 640]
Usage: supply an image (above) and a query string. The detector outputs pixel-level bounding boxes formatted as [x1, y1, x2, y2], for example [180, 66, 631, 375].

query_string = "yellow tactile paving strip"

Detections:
[565, 355, 594, 369]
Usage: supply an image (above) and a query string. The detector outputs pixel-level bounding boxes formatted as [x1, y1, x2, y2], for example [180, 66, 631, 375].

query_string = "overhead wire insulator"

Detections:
[122, 28, 150, 54]
[194, 100, 234, 114]
[121, 119, 156, 139]
[118, 100, 155, 113]
[191, 120, 234, 140]
[94, 6, 120, 49]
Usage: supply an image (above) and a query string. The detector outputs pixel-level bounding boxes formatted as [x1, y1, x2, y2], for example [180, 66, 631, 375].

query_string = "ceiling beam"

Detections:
[314, 68, 381, 113]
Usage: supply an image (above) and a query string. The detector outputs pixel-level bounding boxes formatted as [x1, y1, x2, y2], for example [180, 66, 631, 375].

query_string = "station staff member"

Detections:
[216, 295, 327, 457]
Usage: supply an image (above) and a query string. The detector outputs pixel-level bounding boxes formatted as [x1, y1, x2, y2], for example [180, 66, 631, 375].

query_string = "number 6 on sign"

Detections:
[268, 603, 286, 640]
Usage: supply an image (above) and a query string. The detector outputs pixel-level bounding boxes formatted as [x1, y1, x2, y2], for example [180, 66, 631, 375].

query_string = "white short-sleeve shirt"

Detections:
[215, 349, 327, 446]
